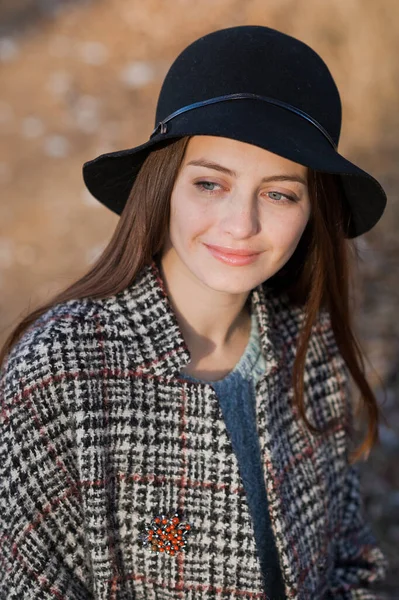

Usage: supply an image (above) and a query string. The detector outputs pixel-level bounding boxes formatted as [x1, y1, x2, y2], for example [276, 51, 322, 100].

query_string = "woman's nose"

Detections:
[220, 196, 260, 239]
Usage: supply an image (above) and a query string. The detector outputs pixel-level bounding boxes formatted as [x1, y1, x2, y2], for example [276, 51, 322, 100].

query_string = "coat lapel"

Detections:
[252, 284, 340, 598]
[250, 282, 303, 597]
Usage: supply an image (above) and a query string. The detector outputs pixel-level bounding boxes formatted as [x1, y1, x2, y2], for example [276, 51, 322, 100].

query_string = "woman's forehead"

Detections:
[183, 135, 308, 178]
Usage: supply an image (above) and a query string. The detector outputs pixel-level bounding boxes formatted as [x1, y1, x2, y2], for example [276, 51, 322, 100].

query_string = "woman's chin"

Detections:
[196, 270, 266, 296]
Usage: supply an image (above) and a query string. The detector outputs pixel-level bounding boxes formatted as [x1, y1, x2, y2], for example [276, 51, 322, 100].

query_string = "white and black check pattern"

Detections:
[0, 261, 388, 599]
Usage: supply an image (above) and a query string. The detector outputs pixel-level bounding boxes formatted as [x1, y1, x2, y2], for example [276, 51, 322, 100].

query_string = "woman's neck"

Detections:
[159, 252, 252, 378]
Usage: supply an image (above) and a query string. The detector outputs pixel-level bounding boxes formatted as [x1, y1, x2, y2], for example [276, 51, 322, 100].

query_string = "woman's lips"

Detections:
[204, 243, 262, 266]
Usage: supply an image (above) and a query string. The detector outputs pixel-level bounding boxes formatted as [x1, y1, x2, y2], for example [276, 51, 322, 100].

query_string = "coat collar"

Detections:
[104, 260, 298, 379]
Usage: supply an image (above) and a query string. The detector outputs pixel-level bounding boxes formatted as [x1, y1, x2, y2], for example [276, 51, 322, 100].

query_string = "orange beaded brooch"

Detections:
[139, 511, 193, 556]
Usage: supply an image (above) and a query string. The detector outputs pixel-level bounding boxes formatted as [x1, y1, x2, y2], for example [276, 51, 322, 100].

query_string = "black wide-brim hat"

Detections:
[82, 25, 387, 238]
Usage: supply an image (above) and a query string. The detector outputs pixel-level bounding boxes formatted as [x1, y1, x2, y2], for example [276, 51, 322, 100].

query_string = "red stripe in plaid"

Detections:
[77, 473, 245, 494]
[95, 313, 120, 600]
[176, 386, 189, 596]
[107, 570, 268, 598]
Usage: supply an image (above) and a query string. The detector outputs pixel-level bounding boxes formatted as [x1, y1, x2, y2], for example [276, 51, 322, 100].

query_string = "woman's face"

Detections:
[162, 135, 311, 296]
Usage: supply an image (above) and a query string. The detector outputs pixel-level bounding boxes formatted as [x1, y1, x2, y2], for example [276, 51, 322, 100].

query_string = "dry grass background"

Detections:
[0, 0, 398, 596]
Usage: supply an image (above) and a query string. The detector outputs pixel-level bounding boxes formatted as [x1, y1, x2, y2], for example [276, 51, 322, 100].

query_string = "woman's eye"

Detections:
[267, 191, 296, 203]
[194, 181, 221, 193]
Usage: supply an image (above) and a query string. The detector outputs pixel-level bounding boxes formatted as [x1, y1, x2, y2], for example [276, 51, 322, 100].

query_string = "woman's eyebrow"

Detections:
[186, 159, 307, 186]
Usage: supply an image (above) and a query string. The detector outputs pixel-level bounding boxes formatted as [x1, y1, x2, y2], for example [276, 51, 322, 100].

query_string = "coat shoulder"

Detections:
[0, 289, 151, 409]
[2, 300, 91, 382]
[0, 300, 93, 414]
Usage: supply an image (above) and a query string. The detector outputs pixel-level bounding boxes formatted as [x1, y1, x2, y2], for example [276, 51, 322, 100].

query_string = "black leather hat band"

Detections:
[149, 92, 337, 149]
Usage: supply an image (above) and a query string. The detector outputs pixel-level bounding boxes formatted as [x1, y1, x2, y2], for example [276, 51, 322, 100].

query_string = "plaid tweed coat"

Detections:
[0, 261, 388, 600]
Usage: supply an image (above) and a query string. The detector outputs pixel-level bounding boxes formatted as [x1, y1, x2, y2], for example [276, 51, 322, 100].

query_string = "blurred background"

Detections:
[0, 0, 398, 596]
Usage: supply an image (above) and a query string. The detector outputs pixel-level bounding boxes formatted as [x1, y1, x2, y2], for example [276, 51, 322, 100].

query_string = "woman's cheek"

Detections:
[180, 207, 211, 238]
[171, 212, 200, 250]
[271, 211, 307, 240]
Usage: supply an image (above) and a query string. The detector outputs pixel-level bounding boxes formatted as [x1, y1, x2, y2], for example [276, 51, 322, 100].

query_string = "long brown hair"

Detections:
[0, 136, 384, 464]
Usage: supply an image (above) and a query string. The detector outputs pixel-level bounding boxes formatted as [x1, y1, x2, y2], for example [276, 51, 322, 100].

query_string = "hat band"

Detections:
[150, 92, 337, 149]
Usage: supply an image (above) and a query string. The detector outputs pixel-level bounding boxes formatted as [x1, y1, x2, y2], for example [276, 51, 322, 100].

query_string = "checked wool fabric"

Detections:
[0, 261, 388, 599]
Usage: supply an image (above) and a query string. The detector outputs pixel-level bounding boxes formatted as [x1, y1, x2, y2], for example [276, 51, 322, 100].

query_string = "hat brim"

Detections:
[82, 99, 386, 238]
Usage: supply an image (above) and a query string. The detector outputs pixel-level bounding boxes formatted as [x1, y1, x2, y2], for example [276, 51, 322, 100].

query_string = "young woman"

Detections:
[0, 25, 388, 600]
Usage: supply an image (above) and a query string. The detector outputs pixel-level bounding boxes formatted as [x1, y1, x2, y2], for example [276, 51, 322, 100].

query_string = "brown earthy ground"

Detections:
[0, 1, 398, 596]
